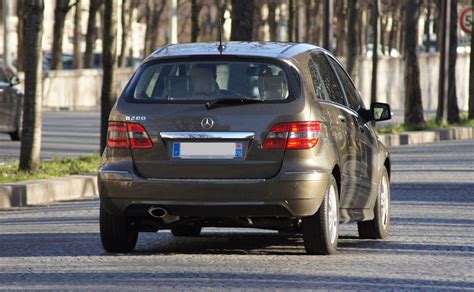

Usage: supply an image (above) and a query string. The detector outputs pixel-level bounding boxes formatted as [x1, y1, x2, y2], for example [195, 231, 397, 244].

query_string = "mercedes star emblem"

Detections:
[201, 117, 214, 129]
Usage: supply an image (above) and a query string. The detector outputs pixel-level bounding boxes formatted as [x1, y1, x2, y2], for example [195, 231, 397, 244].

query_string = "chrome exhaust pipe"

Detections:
[148, 206, 168, 218]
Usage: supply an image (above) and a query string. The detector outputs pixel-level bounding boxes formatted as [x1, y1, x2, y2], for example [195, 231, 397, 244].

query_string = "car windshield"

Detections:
[131, 60, 291, 102]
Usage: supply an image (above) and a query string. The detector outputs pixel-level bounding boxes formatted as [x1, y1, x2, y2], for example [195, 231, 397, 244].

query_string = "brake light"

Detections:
[262, 121, 320, 150]
[107, 121, 153, 149]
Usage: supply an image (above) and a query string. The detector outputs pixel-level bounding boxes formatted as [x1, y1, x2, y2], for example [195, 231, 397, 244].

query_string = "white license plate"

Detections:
[172, 142, 243, 159]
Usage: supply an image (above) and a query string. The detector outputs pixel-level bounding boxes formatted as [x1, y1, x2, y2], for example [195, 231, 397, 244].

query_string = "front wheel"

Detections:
[302, 175, 339, 255]
[358, 168, 390, 239]
[100, 204, 138, 253]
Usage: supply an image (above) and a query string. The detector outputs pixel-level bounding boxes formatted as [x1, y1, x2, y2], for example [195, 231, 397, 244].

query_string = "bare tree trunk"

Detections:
[19, 0, 44, 171]
[230, 0, 254, 41]
[322, 0, 334, 50]
[214, 0, 229, 38]
[73, 0, 82, 69]
[51, 0, 72, 70]
[403, 0, 424, 125]
[191, 0, 201, 42]
[423, 1, 431, 53]
[380, 14, 388, 55]
[345, 0, 357, 76]
[252, 0, 263, 40]
[304, 0, 311, 43]
[335, 0, 346, 56]
[144, 0, 166, 56]
[398, 6, 405, 55]
[435, 0, 449, 123]
[288, 0, 295, 42]
[100, 0, 117, 153]
[470, 10, 474, 119]
[357, 6, 366, 56]
[446, 0, 459, 123]
[295, 0, 300, 42]
[388, 18, 397, 54]
[84, 0, 101, 68]
[370, 0, 379, 104]
[268, 0, 277, 41]
[313, 0, 322, 46]
[16, 0, 25, 71]
[118, 0, 133, 67]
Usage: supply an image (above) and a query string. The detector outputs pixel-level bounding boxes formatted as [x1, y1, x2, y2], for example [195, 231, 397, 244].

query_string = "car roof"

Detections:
[147, 42, 324, 61]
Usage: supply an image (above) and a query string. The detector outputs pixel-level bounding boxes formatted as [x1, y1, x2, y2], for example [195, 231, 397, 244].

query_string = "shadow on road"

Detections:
[0, 271, 470, 289]
[391, 182, 474, 203]
[0, 230, 472, 258]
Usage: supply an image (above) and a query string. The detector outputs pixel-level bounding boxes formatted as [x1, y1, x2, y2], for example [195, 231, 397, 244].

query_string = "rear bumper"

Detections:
[99, 169, 330, 218]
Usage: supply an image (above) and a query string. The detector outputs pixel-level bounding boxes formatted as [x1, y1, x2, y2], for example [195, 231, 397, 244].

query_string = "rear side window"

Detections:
[329, 58, 365, 111]
[308, 60, 330, 101]
[129, 59, 293, 102]
[311, 54, 345, 106]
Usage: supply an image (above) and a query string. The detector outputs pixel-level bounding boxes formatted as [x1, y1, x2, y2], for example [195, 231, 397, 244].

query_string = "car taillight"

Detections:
[107, 121, 153, 149]
[262, 121, 320, 150]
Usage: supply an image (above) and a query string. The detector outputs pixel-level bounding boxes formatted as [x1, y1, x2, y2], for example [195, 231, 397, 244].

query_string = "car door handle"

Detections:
[337, 115, 346, 122]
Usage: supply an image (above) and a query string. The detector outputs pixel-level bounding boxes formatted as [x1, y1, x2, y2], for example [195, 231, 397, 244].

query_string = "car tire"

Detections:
[302, 174, 339, 255]
[9, 109, 23, 141]
[100, 204, 138, 253]
[358, 167, 390, 239]
[9, 130, 21, 141]
[171, 225, 202, 237]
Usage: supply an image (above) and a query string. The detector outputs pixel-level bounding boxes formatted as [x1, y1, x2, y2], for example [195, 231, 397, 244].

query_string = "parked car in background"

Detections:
[98, 42, 392, 255]
[0, 66, 23, 140]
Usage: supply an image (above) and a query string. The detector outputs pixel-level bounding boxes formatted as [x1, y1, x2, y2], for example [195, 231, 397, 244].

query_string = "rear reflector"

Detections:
[262, 122, 320, 150]
[107, 121, 153, 149]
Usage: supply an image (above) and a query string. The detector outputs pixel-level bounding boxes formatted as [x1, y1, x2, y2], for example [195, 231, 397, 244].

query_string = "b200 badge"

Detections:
[125, 116, 146, 121]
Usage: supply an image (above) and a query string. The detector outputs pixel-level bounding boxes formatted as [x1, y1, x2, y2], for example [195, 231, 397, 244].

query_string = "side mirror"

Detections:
[9, 75, 21, 87]
[370, 102, 391, 122]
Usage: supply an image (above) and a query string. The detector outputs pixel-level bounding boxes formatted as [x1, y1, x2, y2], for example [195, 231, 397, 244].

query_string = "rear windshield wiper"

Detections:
[205, 97, 263, 110]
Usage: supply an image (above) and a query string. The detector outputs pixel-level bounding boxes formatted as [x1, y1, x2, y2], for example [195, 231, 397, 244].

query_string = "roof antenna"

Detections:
[217, 19, 226, 54]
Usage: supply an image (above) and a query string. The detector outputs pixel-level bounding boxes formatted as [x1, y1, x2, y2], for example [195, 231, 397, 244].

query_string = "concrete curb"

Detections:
[0, 175, 98, 209]
[378, 126, 474, 147]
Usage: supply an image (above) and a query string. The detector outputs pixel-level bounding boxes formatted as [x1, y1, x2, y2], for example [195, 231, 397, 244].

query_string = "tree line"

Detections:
[14, 0, 474, 171]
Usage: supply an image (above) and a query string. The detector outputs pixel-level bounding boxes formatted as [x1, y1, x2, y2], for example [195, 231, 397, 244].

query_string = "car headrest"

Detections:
[258, 73, 288, 100]
[166, 76, 190, 99]
[189, 67, 216, 97]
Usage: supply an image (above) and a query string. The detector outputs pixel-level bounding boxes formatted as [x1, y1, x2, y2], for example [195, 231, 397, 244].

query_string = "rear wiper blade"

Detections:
[205, 97, 263, 110]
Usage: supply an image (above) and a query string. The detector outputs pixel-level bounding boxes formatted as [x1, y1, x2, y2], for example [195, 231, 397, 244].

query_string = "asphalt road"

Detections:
[0, 111, 100, 162]
[0, 139, 472, 290]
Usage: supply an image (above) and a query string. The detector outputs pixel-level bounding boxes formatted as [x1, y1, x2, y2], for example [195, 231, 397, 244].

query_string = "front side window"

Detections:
[129, 59, 293, 102]
[328, 58, 365, 111]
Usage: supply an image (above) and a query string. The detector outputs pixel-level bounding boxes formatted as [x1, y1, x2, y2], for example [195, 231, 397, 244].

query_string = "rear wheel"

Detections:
[358, 168, 390, 239]
[100, 205, 138, 253]
[9, 110, 22, 141]
[9, 130, 21, 141]
[302, 175, 339, 255]
[171, 225, 202, 237]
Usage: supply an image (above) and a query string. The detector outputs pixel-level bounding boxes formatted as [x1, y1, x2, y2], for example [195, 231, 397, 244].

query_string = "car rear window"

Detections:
[126, 59, 296, 103]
